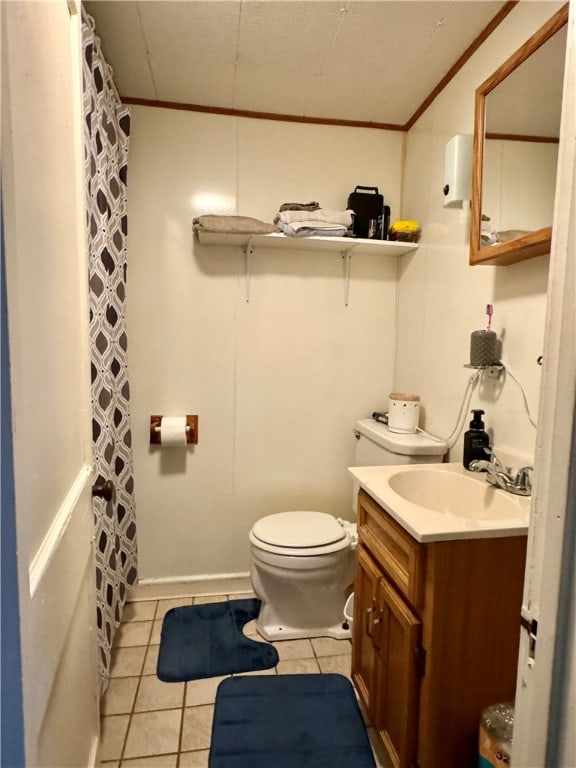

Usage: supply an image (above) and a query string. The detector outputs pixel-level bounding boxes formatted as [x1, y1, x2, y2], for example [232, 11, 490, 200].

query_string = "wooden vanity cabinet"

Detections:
[352, 489, 527, 768]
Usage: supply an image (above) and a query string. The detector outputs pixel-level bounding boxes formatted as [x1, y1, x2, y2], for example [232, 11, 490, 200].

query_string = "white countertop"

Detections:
[349, 462, 530, 542]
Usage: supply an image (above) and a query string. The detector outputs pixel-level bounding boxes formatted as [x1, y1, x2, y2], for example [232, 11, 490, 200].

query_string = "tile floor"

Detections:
[97, 591, 387, 768]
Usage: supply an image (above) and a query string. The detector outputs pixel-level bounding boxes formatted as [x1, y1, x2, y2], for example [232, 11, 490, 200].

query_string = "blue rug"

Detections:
[156, 598, 278, 682]
[209, 674, 377, 767]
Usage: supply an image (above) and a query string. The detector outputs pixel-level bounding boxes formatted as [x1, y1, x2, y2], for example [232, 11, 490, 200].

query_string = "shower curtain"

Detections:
[82, 9, 138, 693]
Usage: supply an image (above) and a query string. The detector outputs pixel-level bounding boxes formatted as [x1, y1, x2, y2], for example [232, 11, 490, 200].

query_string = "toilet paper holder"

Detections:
[150, 415, 198, 445]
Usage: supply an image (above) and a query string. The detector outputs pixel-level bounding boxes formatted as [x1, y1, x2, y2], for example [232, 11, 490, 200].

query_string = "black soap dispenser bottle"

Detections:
[463, 409, 490, 470]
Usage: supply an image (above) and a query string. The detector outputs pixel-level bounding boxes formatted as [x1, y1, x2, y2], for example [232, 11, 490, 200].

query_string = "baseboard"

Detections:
[87, 732, 99, 768]
[127, 572, 252, 601]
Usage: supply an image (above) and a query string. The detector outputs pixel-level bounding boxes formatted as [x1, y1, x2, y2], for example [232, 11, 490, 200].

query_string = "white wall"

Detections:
[2, 2, 99, 765]
[398, 1, 565, 466]
[483, 138, 558, 234]
[127, 2, 566, 584]
[126, 109, 404, 581]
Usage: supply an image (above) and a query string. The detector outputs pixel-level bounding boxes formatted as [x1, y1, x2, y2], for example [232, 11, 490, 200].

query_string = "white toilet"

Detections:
[249, 418, 447, 641]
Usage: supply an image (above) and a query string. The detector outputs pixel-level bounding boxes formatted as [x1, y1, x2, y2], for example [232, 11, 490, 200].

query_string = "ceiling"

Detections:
[84, 0, 515, 128]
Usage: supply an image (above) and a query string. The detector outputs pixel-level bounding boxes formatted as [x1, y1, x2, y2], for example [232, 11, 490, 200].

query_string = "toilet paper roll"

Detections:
[470, 329, 497, 367]
[159, 416, 187, 448]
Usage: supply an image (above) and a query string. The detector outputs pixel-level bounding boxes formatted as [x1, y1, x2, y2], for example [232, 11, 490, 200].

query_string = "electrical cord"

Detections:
[500, 359, 538, 429]
[416, 369, 482, 448]
[416, 360, 538, 449]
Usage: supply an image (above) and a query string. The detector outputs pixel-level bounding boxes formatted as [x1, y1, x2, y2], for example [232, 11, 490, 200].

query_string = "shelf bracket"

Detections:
[242, 238, 255, 303]
[342, 247, 354, 306]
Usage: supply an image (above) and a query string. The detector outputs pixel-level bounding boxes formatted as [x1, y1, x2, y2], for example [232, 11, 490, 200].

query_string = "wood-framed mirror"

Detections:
[470, 4, 568, 266]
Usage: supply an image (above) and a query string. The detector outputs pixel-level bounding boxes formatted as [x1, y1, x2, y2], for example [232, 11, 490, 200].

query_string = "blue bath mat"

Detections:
[209, 674, 376, 767]
[156, 598, 278, 682]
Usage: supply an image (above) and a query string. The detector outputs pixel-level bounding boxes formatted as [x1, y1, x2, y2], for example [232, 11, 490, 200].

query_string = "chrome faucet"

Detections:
[469, 451, 533, 496]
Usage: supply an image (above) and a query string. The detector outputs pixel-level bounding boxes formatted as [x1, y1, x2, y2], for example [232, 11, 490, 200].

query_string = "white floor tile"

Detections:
[134, 675, 185, 712]
[155, 597, 194, 621]
[185, 676, 228, 707]
[180, 705, 214, 752]
[228, 591, 256, 600]
[317, 653, 352, 678]
[101, 677, 139, 715]
[123, 710, 182, 759]
[234, 667, 277, 676]
[179, 750, 210, 767]
[122, 601, 157, 622]
[277, 658, 321, 675]
[109, 646, 146, 678]
[193, 594, 227, 605]
[273, 638, 314, 661]
[142, 644, 159, 676]
[121, 754, 178, 767]
[149, 618, 163, 645]
[311, 636, 352, 657]
[98, 715, 129, 762]
[113, 621, 152, 648]
[241, 619, 259, 637]
[101, 594, 372, 767]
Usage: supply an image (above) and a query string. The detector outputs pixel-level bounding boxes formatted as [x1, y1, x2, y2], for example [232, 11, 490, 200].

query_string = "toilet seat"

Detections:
[250, 511, 350, 557]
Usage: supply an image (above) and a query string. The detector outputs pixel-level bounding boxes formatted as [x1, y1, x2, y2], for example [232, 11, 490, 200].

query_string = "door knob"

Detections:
[92, 479, 115, 502]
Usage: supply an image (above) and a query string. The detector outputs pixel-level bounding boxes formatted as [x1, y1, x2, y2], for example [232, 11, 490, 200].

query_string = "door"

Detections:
[374, 573, 421, 768]
[2, 2, 101, 764]
[512, 3, 576, 765]
[352, 545, 383, 719]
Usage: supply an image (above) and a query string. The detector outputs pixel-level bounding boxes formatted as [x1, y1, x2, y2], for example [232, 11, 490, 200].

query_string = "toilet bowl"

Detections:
[249, 511, 355, 641]
[249, 418, 448, 642]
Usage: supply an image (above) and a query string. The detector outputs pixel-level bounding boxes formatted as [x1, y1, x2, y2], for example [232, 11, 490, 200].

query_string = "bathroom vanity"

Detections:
[349, 465, 529, 768]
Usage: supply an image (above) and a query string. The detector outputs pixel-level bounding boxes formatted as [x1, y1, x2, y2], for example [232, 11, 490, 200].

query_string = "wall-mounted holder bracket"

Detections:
[341, 247, 354, 306]
[150, 415, 199, 445]
[242, 238, 255, 304]
[464, 363, 504, 380]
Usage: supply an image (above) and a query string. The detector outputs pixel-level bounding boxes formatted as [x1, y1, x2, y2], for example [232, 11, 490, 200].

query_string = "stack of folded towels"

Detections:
[274, 201, 354, 237]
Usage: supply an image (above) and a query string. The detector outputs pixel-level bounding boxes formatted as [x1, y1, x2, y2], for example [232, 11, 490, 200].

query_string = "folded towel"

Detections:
[274, 208, 354, 228]
[193, 215, 278, 235]
[279, 201, 320, 212]
[277, 221, 349, 237]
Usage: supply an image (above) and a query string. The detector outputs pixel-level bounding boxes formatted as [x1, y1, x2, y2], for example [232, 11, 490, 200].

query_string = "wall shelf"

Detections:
[195, 231, 419, 304]
[196, 230, 418, 256]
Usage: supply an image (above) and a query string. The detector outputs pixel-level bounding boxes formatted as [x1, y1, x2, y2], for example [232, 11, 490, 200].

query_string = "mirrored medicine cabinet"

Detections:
[470, 4, 568, 266]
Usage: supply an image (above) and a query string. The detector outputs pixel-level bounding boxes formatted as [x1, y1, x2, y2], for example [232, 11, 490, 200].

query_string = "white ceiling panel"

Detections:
[137, 1, 242, 107]
[233, 2, 345, 118]
[85, 0, 517, 126]
[85, 1, 156, 99]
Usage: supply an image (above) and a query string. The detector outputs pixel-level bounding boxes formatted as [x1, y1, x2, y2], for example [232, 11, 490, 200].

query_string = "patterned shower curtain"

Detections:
[82, 9, 138, 693]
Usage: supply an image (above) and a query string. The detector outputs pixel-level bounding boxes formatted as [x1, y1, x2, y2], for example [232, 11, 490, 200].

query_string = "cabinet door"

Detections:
[352, 545, 382, 719]
[374, 573, 422, 768]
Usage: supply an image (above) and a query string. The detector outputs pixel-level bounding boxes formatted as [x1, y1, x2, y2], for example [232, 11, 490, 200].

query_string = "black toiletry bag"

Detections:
[347, 186, 384, 238]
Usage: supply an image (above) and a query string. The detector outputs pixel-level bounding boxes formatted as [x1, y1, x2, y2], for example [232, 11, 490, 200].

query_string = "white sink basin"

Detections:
[387, 468, 521, 521]
[348, 462, 530, 542]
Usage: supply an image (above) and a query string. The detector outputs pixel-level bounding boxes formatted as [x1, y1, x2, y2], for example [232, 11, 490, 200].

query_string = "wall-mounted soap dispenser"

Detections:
[443, 135, 473, 209]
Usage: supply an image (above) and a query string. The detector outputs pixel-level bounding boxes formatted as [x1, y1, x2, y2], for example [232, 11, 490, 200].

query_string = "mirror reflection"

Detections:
[480, 25, 566, 250]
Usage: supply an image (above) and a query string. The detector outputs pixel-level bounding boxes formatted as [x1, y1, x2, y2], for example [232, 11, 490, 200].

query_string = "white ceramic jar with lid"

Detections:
[388, 392, 421, 434]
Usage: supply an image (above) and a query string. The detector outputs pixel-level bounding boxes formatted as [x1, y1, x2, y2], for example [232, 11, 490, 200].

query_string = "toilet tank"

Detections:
[351, 419, 447, 512]
[354, 418, 447, 466]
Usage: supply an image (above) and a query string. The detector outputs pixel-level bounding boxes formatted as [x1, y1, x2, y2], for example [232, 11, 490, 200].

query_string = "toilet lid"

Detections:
[252, 511, 346, 549]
